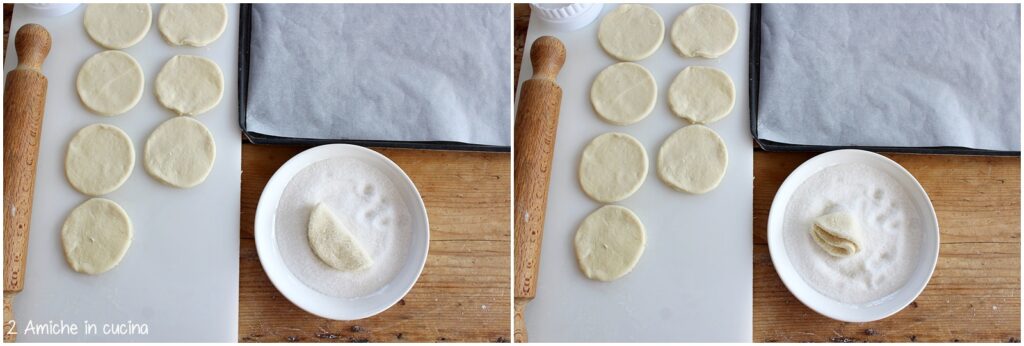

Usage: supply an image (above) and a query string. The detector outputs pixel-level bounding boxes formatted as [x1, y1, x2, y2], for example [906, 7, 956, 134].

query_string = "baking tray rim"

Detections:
[747, 4, 1020, 157]
[237, 4, 511, 153]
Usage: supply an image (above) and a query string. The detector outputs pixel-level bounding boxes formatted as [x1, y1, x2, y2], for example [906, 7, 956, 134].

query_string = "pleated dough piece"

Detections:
[83, 4, 151, 49]
[76, 50, 144, 116]
[597, 4, 664, 62]
[62, 198, 133, 275]
[670, 4, 738, 58]
[590, 62, 657, 125]
[657, 125, 728, 194]
[144, 117, 216, 188]
[811, 212, 864, 257]
[65, 124, 135, 196]
[155, 55, 225, 116]
[574, 205, 646, 282]
[668, 66, 735, 125]
[158, 4, 228, 47]
[579, 132, 648, 203]
[308, 203, 373, 271]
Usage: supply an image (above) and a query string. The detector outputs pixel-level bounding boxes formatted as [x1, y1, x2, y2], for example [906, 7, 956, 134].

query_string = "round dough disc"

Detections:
[66, 124, 135, 196]
[158, 4, 228, 47]
[574, 205, 646, 281]
[77, 50, 144, 116]
[667, 66, 735, 124]
[671, 4, 738, 58]
[657, 125, 728, 194]
[308, 203, 373, 271]
[590, 62, 657, 125]
[598, 4, 664, 62]
[155, 55, 224, 115]
[579, 132, 648, 203]
[84, 4, 152, 49]
[144, 117, 216, 188]
[62, 198, 133, 275]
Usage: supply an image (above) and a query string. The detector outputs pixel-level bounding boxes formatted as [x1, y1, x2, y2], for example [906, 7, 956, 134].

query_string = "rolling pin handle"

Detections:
[513, 298, 528, 342]
[14, 24, 51, 72]
[3, 293, 12, 339]
[3, 23, 51, 343]
[529, 36, 565, 82]
[513, 35, 566, 343]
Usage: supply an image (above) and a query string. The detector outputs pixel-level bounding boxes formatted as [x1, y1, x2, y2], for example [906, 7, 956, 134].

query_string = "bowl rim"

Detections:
[766, 149, 940, 322]
[253, 144, 430, 320]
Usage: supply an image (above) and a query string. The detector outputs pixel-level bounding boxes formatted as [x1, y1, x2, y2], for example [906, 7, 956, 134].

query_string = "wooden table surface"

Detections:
[515, 4, 1021, 343]
[5, 6, 511, 343]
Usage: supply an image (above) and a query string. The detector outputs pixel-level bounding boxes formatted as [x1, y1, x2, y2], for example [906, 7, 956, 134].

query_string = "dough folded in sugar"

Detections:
[811, 212, 864, 257]
[308, 203, 373, 271]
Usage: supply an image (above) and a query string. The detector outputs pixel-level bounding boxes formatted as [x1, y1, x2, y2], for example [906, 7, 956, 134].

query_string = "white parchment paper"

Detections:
[758, 4, 1020, 151]
[246, 4, 510, 147]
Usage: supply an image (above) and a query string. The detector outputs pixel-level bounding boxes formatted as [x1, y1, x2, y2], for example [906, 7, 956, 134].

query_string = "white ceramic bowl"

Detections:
[254, 144, 430, 320]
[767, 149, 939, 322]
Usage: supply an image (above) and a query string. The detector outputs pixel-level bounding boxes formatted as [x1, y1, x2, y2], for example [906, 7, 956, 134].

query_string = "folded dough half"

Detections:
[308, 203, 373, 271]
[810, 212, 864, 257]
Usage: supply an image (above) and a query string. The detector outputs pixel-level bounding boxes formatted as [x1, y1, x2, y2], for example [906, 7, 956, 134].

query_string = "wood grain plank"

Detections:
[240, 144, 511, 342]
[753, 151, 1021, 342]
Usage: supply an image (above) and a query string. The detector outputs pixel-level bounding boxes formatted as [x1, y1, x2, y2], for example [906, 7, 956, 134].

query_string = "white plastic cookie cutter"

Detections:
[530, 3, 604, 31]
[23, 4, 80, 17]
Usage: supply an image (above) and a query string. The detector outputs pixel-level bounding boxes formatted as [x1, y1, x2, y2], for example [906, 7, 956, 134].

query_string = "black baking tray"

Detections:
[237, 4, 509, 152]
[747, 4, 1019, 156]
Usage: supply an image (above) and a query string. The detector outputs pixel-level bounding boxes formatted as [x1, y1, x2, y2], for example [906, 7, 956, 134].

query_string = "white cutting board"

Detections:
[4, 4, 240, 342]
[516, 4, 753, 342]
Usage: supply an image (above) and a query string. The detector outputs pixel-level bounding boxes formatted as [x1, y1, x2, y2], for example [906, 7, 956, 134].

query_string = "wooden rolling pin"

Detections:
[513, 35, 565, 343]
[3, 24, 51, 343]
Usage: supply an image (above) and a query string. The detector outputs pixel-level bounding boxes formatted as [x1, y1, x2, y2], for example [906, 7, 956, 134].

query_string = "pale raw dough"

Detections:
[574, 205, 646, 282]
[657, 125, 728, 194]
[144, 117, 216, 188]
[670, 4, 738, 58]
[76, 50, 144, 116]
[667, 66, 735, 125]
[579, 132, 648, 203]
[158, 4, 228, 47]
[83, 4, 151, 49]
[590, 62, 657, 125]
[62, 198, 133, 275]
[811, 212, 865, 257]
[65, 124, 135, 196]
[598, 4, 664, 61]
[308, 203, 373, 271]
[155, 55, 225, 115]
